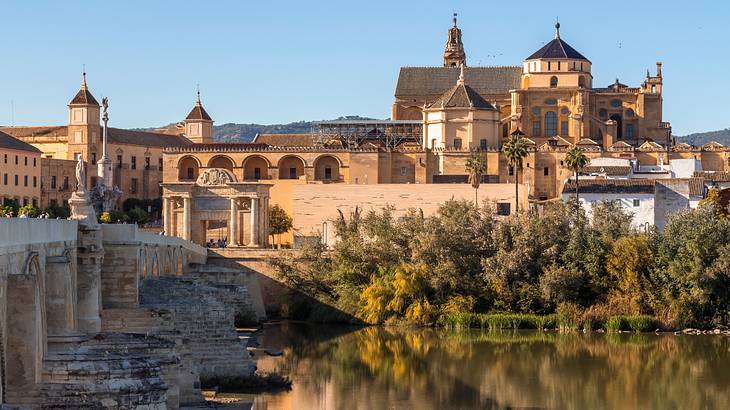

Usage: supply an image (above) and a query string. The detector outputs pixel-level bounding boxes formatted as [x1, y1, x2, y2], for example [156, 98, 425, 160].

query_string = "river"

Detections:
[239, 322, 730, 409]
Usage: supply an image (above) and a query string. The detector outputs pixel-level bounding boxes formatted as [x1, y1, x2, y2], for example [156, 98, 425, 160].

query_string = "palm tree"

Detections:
[503, 130, 529, 213]
[465, 152, 486, 208]
[564, 145, 588, 216]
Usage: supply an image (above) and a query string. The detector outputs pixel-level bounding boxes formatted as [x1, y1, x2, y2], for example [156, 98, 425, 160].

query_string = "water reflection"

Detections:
[253, 323, 730, 409]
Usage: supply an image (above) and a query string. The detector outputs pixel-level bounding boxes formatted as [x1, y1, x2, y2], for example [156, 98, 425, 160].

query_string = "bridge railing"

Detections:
[0, 218, 78, 253]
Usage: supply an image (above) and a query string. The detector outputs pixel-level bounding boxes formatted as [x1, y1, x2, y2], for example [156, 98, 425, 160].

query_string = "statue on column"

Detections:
[90, 96, 123, 213]
[69, 157, 99, 228]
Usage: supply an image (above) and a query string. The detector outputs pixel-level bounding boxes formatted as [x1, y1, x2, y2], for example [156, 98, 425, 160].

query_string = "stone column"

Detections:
[263, 196, 270, 247]
[76, 225, 104, 334]
[163, 197, 171, 235]
[229, 197, 239, 246]
[183, 196, 191, 241]
[250, 197, 259, 246]
[6, 272, 43, 393]
[45, 254, 76, 337]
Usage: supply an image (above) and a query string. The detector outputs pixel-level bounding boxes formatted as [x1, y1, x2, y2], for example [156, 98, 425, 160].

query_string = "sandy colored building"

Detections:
[0, 131, 42, 207]
[0, 74, 203, 209]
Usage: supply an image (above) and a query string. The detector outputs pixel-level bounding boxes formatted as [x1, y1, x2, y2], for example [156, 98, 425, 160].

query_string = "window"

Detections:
[130, 178, 138, 193]
[289, 167, 297, 179]
[51, 175, 57, 189]
[545, 98, 557, 106]
[117, 155, 123, 169]
[2, 174, 6, 185]
[558, 61, 561, 70]
[3, 154, 6, 163]
[159, 158, 163, 171]
[90, 176, 97, 187]
[532, 107, 541, 116]
[23, 198, 27, 206]
[480, 139, 488, 149]
[548, 61, 551, 70]
[633, 199, 640, 207]
[91, 152, 97, 165]
[550, 76, 558, 88]
[50, 199, 57, 207]
[532, 121, 541, 136]
[611, 99, 622, 108]
[63, 176, 69, 190]
[544, 111, 558, 136]
[325, 167, 332, 180]
[400, 167, 407, 176]
[453, 138, 462, 149]
[599, 109, 607, 119]
[33, 176, 37, 187]
[14, 175, 18, 186]
[626, 109, 635, 118]
[187, 167, 194, 179]
[15, 155, 18, 165]
[32, 198, 37, 208]
[508, 165, 514, 176]
[626, 123, 635, 139]
[131, 156, 137, 170]
[33, 158, 36, 167]
[254, 167, 261, 179]
[544, 167, 549, 176]
[578, 76, 586, 88]
[145, 157, 151, 170]
[24, 156, 27, 166]
[497, 203, 511, 216]
[561, 120, 569, 136]
[561, 107, 570, 115]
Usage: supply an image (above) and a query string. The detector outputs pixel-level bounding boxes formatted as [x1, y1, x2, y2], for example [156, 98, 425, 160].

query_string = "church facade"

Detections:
[163, 18, 728, 208]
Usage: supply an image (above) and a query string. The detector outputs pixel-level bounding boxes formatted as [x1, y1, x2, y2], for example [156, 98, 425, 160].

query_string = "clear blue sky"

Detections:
[0, 0, 726, 135]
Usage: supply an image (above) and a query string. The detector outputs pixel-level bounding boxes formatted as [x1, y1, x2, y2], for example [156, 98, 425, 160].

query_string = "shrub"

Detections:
[99, 212, 112, 224]
[110, 209, 129, 223]
[605, 315, 657, 332]
[127, 207, 149, 224]
[45, 205, 70, 219]
[19, 205, 40, 218]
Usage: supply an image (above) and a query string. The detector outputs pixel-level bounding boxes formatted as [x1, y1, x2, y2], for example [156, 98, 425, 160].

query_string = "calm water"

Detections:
[247, 322, 730, 410]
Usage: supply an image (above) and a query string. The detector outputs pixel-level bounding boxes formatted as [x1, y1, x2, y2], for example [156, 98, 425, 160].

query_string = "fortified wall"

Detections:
[0, 217, 265, 409]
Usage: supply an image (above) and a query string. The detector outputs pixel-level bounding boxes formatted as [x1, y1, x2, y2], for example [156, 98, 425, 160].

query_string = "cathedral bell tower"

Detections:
[444, 13, 466, 67]
[184, 89, 214, 144]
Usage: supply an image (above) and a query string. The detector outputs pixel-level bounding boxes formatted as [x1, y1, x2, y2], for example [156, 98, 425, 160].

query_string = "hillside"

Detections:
[676, 128, 730, 146]
[142, 116, 378, 143]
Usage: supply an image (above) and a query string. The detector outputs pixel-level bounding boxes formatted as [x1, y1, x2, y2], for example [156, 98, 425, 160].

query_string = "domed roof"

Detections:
[526, 23, 589, 62]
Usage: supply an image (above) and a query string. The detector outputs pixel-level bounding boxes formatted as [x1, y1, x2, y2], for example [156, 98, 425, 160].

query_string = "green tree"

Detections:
[269, 204, 293, 247]
[19, 204, 40, 218]
[699, 187, 727, 219]
[564, 146, 588, 216]
[502, 132, 529, 213]
[465, 153, 486, 207]
[127, 207, 149, 225]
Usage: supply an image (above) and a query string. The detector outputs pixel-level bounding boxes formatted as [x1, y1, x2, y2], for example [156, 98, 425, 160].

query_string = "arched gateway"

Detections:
[161, 168, 271, 247]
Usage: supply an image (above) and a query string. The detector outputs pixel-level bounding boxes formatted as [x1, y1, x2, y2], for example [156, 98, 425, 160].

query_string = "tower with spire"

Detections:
[444, 13, 466, 67]
[67, 71, 101, 173]
[184, 88, 214, 144]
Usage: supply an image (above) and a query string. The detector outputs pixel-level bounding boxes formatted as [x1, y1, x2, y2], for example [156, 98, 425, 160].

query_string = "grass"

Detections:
[439, 312, 660, 333]
[439, 313, 557, 330]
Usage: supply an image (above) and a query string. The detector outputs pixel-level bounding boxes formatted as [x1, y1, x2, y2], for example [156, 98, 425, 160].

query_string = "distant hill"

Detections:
[141, 116, 378, 143]
[676, 128, 730, 146]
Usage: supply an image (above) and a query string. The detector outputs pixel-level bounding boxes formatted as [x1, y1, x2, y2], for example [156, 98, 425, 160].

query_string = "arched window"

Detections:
[599, 109, 608, 119]
[544, 111, 558, 136]
[578, 75, 586, 88]
[550, 76, 558, 88]
[611, 99, 622, 108]
[626, 108, 635, 118]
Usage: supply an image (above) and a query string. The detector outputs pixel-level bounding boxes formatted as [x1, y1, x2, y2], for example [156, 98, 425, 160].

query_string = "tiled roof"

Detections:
[107, 128, 192, 147]
[185, 104, 212, 121]
[562, 178, 655, 194]
[0, 130, 42, 153]
[69, 88, 99, 106]
[0, 126, 68, 139]
[694, 171, 730, 182]
[580, 165, 632, 176]
[252, 133, 317, 147]
[395, 66, 521, 97]
[428, 82, 496, 110]
[526, 38, 589, 61]
[688, 177, 705, 197]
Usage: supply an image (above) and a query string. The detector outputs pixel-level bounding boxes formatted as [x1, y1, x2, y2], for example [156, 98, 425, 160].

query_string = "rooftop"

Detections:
[0, 130, 42, 153]
[395, 66, 521, 97]
[562, 178, 655, 194]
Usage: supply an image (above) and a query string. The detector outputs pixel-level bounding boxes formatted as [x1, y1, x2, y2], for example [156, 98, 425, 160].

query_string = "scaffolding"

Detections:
[313, 120, 422, 149]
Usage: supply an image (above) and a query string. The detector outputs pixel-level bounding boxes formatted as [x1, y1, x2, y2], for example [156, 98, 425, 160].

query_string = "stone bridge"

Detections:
[0, 218, 263, 409]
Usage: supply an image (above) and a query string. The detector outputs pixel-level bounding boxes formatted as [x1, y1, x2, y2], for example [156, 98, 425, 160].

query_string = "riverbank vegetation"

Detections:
[270, 196, 730, 330]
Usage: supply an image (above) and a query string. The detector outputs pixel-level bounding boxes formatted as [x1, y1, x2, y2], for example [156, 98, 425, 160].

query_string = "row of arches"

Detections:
[178, 154, 342, 182]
